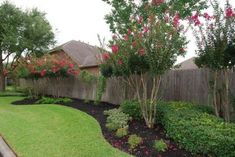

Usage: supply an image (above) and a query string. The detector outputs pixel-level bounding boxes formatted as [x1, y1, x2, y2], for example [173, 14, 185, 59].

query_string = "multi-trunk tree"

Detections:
[101, 0, 207, 128]
[0, 1, 55, 91]
[191, 0, 235, 122]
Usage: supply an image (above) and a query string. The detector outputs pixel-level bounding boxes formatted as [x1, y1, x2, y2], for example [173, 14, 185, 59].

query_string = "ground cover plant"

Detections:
[104, 108, 131, 131]
[128, 134, 142, 150]
[36, 96, 72, 104]
[154, 139, 168, 152]
[0, 97, 130, 157]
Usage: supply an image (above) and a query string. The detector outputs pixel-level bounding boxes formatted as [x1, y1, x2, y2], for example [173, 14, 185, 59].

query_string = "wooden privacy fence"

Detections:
[19, 68, 235, 106]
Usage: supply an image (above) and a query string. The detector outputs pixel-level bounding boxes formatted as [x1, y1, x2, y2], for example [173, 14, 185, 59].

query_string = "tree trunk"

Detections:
[0, 53, 6, 91]
[222, 69, 230, 122]
[212, 71, 219, 117]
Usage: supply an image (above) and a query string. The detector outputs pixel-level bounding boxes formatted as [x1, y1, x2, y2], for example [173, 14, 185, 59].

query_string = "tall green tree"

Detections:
[0, 1, 55, 91]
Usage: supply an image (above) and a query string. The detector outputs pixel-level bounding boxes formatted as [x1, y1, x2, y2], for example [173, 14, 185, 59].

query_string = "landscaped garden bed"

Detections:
[0, 96, 130, 157]
[12, 97, 198, 157]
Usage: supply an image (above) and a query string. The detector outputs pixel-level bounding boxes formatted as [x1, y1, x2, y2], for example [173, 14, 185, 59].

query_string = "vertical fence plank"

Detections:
[20, 68, 235, 107]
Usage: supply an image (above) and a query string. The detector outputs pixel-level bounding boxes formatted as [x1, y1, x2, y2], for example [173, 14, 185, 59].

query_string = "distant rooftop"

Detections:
[50, 40, 100, 68]
[176, 57, 198, 70]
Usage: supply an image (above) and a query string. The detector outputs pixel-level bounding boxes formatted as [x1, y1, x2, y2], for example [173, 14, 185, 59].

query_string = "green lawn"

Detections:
[0, 96, 130, 157]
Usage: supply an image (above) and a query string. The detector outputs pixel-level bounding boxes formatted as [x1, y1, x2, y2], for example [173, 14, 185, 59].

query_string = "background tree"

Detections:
[101, 0, 207, 128]
[0, 1, 55, 91]
[192, 0, 235, 122]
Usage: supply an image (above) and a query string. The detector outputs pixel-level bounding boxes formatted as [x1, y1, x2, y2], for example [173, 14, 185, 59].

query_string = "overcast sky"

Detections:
[2, 0, 235, 63]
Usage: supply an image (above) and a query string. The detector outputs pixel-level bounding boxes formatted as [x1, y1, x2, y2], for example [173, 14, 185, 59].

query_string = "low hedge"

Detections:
[156, 102, 235, 157]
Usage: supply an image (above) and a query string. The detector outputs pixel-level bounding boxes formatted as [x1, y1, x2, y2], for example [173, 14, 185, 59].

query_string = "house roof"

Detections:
[176, 57, 198, 70]
[50, 40, 99, 68]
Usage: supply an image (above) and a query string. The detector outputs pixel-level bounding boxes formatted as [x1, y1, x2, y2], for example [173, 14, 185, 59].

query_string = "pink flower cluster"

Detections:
[191, 13, 201, 26]
[17, 55, 79, 78]
[173, 13, 180, 27]
[225, 7, 235, 18]
[151, 0, 164, 6]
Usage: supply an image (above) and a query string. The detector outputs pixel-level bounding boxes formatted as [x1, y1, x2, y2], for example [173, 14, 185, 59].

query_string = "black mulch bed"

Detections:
[12, 98, 198, 157]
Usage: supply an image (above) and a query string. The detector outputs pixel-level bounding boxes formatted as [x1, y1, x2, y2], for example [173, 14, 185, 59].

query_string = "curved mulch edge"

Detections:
[12, 98, 194, 157]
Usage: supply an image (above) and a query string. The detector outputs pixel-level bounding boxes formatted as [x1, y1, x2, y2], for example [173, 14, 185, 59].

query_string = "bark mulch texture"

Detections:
[12, 98, 199, 157]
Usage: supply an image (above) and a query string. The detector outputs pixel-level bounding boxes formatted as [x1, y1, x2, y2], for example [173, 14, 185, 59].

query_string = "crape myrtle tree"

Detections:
[101, 0, 207, 128]
[191, 0, 235, 122]
[0, 1, 55, 91]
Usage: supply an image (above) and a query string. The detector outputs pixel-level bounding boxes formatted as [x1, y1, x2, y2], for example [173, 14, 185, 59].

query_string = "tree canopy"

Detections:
[100, 0, 207, 128]
[0, 1, 55, 91]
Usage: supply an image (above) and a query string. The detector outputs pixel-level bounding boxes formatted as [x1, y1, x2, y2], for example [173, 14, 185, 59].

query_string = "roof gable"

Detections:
[177, 57, 198, 70]
[50, 40, 99, 67]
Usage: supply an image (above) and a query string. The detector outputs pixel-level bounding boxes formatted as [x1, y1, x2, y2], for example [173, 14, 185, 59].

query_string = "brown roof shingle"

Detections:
[50, 40, 100, 68]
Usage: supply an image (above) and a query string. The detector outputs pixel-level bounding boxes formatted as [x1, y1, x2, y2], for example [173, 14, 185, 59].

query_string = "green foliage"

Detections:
[193, 0, 235, 70]
[18, 87, 39, 99]
[0, 97, 130, 157]
[0, 1, 55, 89]
[17, 67, 30, 78]
[36, 97, 72, 104]
[100, 0, 207, 78]
[95, 75, 106, 103]
[79, 71, 97, 83]
[154, 139, 168, 152]
[102, 0, 207, 34]
[120, 100, 142, 120]
[100, 64, 113, 78]
[127, 134, 142, 149]
[156, 101, 235, 157]
[84, 99, 91, 104]
[15, 55, 79, 79]
[78, 71, 106, 104]
[0, 86, 25, 97]
[23, 8, 55, 57]
[104, 108, 131, 131]
[115, 127, 128, 138]
[100, 0, 207, 128]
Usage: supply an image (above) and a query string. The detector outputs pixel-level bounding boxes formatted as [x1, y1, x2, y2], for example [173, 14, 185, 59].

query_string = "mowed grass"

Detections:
[0, 97, 130, 157]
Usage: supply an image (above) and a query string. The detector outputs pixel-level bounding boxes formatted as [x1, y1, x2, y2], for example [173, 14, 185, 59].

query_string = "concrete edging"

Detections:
[0, 136, 17, 157]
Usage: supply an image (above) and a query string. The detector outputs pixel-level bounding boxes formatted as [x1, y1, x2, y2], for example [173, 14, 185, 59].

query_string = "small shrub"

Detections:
[95, 75, 106, 103]
[36, 97, 72, 104]
[156, 101, 235, 157]
[120, 100, 142, 120]
[154, 139, 168, 152]
[128, 134, 142, 149]
[116, 127, 128, 138]
[79, 70, 97, 83]
[84, 99, 90, 104]
[104, 108, 130, 131]
[18, 87, 39, 99]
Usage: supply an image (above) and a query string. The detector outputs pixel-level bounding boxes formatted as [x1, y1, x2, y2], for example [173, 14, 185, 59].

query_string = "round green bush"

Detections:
[120, 100, 142, 120]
